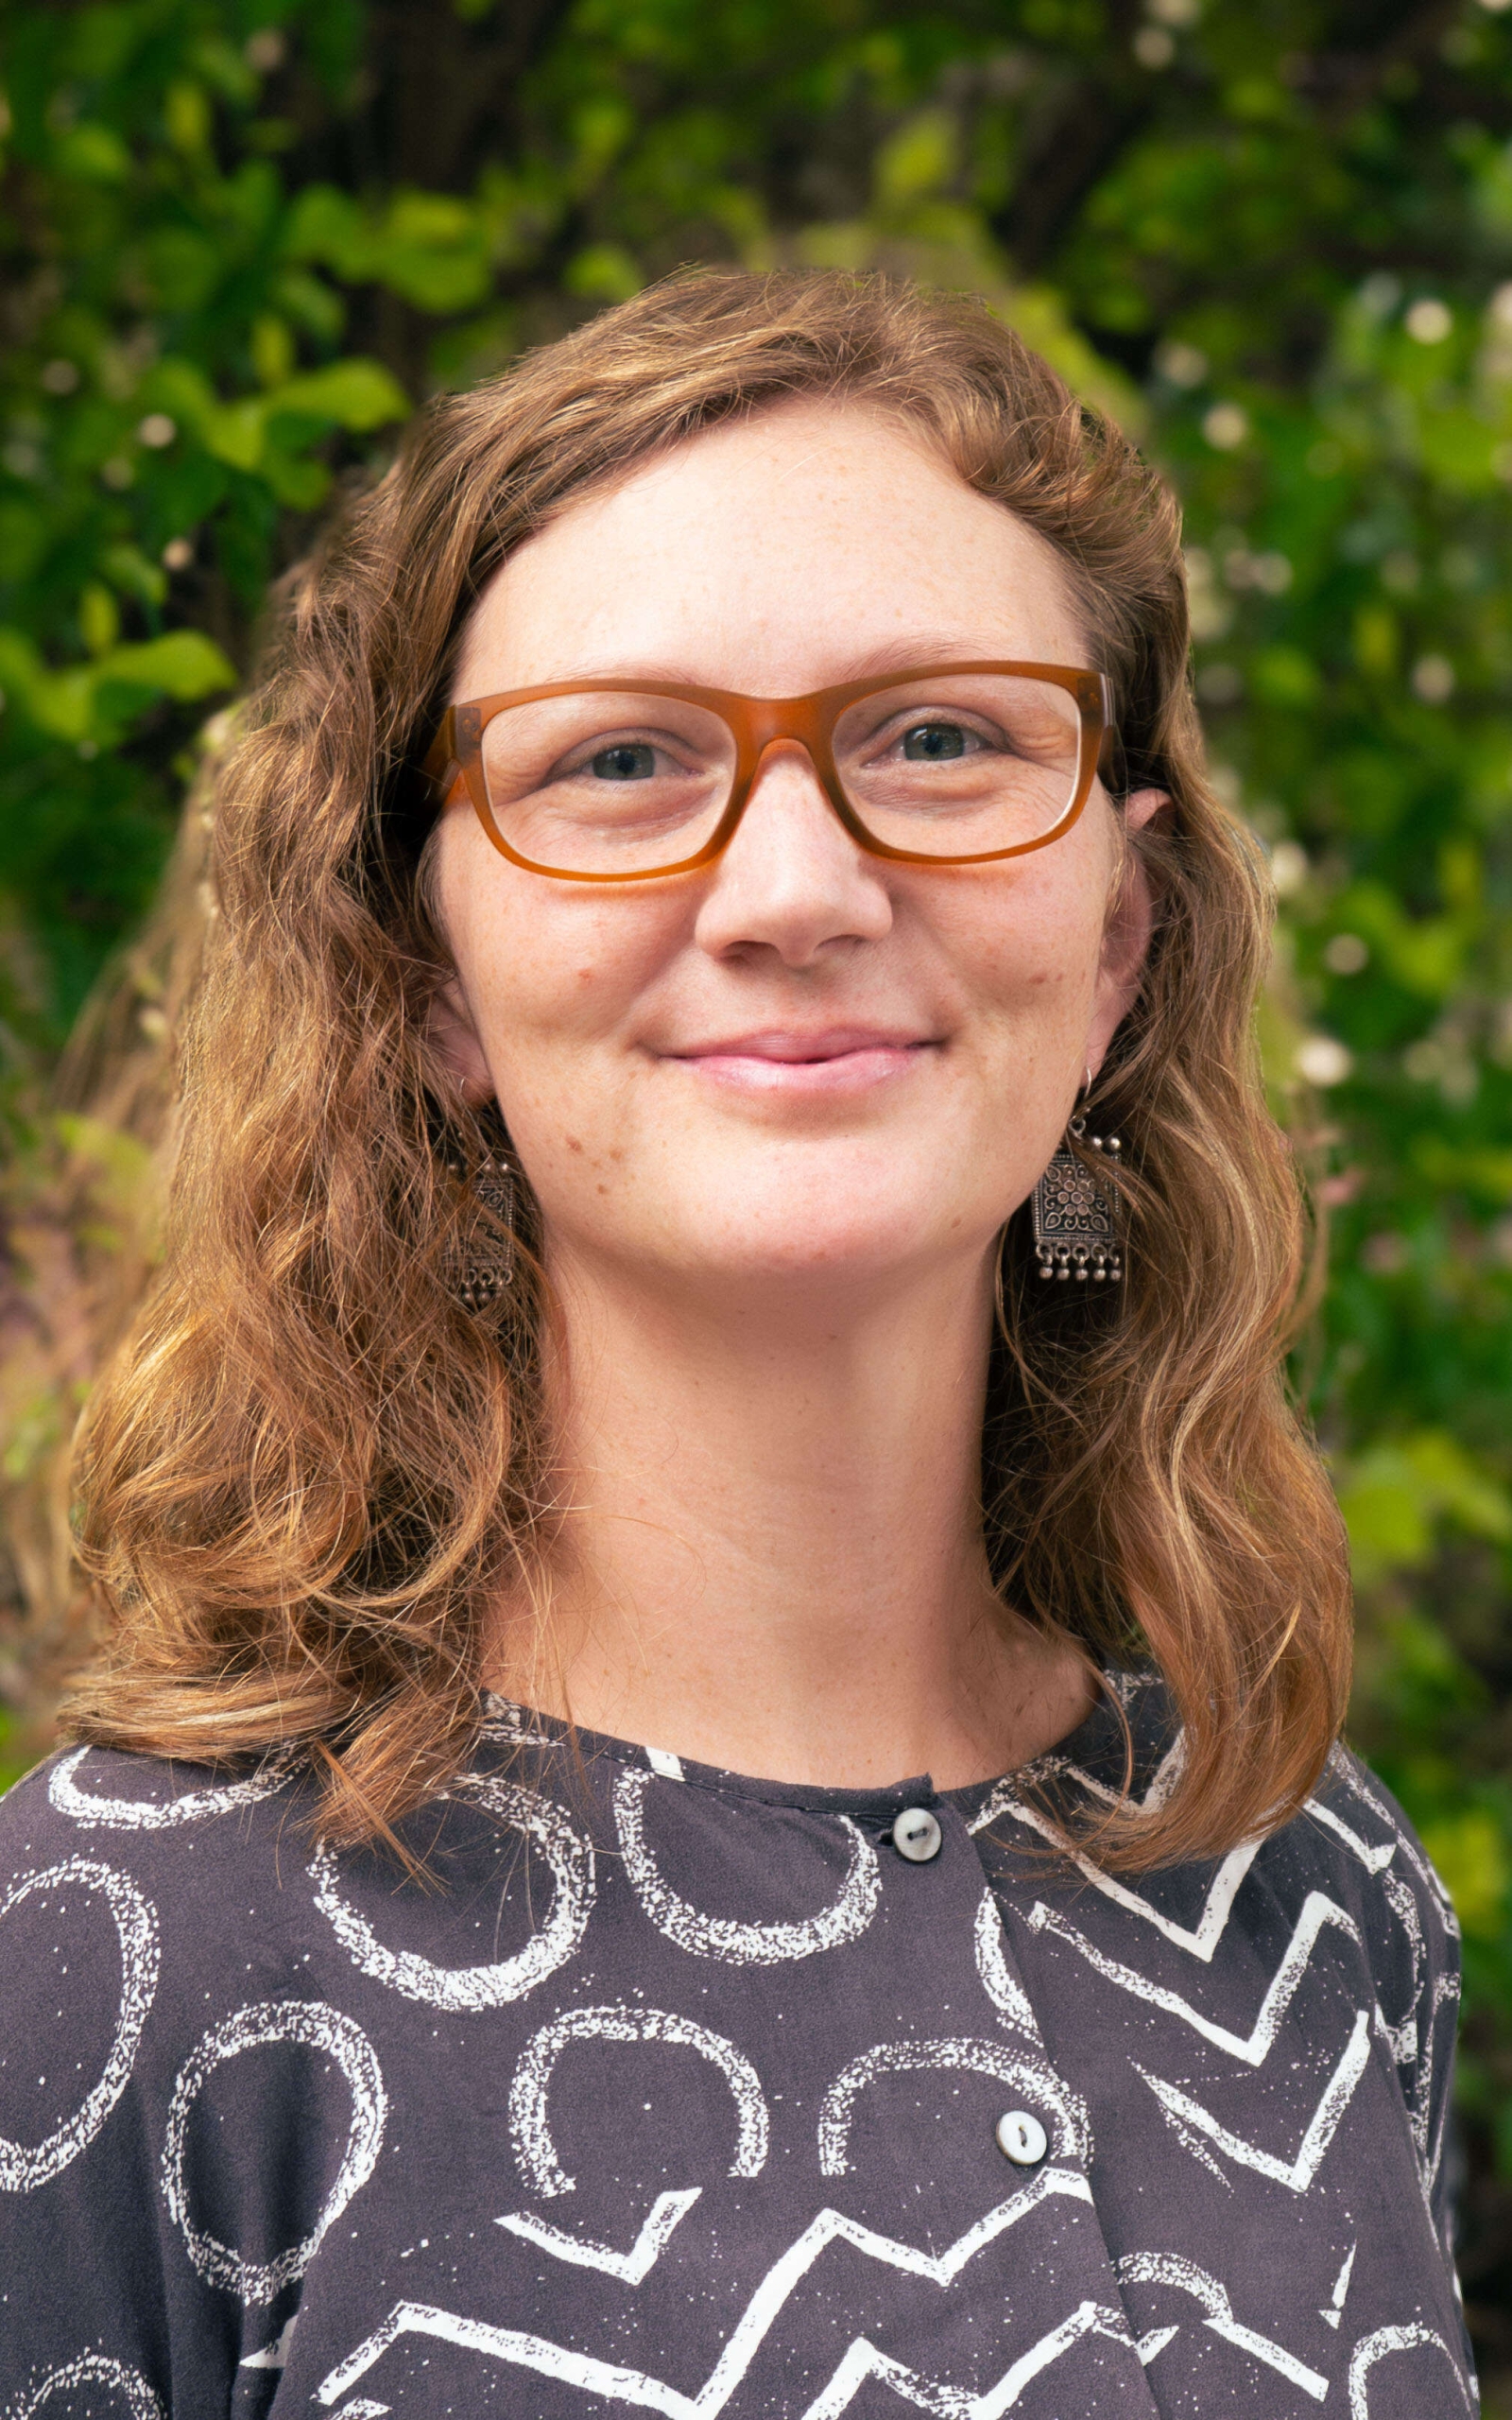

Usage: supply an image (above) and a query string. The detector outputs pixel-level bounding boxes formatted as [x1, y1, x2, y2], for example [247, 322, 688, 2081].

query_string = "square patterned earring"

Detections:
[1031, 1114, 1124, 1283]
[445, 1152, 516, 1312]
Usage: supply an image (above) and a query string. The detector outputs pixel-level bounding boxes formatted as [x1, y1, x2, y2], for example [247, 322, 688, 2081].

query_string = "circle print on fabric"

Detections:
[612, 1768, 881, 1964]
[49, 1745, 298, 1830]
[161, 1999, 387, 2304]
[509, 2002, 770, 2198]
[308, 1775, 594, 2010]
[0, 1859, 160, 2193]
[6, 2354, 164, 2417]
[1348, 2325, 1474, 2416]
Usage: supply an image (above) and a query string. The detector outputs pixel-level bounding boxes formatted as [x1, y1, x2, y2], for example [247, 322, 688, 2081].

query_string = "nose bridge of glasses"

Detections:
[740, 687, 827, 752]
[736, 717, 850, 840]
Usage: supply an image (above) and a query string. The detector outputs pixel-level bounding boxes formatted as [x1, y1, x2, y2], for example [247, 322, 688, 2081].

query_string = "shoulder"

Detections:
[1262, 1740, 1457, 1928]
[0, 1744, 325, 2396]
[0, 1736, 305, 1865]
[1255, 1738, 1461, 2008]
[1045, 1676, 1460, 2002]
[1237, 1742, 1462, 2226]
[1073, 1677, 1457, 1934]
[0, 1739, 316, 2020]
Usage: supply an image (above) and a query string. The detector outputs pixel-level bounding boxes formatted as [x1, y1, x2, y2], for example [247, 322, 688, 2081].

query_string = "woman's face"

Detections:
[432, 401, 1156, 1298]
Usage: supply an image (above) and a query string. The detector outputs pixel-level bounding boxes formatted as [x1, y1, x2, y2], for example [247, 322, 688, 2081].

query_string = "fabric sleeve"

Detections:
[1405, 1824, 1467, 2273]
[0, 1763, 181, 2413]
[1331, 1751, 1468, 2272]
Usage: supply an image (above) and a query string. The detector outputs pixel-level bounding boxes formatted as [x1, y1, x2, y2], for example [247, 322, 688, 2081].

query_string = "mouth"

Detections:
[664, 1028, 939, 1095]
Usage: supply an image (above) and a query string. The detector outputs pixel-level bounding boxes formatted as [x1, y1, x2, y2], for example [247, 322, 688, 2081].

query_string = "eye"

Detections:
[901, 719, 981, 762]
[591, 742, 658, 780]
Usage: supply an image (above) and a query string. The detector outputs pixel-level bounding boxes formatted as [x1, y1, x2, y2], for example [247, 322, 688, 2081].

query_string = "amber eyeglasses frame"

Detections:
[422, 661, 1116, 883]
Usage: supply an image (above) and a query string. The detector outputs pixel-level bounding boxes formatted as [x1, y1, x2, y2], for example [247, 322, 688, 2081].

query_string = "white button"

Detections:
[995, 2108, 1048, 2166]
[891, 1806, 942, 1862]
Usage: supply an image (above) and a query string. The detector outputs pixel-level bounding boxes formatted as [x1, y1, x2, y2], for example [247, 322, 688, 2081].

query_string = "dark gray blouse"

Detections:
[0, 1674, 1476, 2417]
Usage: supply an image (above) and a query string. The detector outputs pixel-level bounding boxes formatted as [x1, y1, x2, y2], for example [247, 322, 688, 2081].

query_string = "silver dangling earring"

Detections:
[1031, 1076, 1124, 1285]
[446, 1151, 515, 1313]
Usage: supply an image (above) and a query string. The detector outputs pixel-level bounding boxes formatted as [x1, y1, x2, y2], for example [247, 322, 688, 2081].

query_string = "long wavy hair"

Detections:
[65, 268, 1351, 1866]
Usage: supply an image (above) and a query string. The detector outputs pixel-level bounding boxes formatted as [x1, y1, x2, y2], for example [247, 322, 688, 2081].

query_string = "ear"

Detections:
[427, 976, 495, 1107]
[1084, 786, 1169, 1080]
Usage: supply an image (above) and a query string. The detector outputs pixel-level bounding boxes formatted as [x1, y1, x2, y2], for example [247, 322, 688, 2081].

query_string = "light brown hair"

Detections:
[65, 268, 1351, 1866]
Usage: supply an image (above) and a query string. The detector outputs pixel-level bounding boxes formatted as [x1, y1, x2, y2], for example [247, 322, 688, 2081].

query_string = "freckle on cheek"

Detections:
[566, 1136, 584, 1154]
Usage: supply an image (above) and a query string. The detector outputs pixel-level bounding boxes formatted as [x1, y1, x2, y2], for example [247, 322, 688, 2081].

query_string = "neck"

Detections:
[490, 1245, 1092, 1789]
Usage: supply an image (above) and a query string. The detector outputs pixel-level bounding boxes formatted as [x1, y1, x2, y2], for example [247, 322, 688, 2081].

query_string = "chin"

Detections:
[656, 1197, 985, 1289]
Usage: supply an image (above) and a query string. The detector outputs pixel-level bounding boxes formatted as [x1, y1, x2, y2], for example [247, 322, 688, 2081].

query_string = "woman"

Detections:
[0, 272, 1471, 2417]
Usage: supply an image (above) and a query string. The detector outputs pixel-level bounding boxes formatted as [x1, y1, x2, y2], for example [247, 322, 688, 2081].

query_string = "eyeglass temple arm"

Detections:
[1091, 673, 1121, 783]
[422, 709, 460, 795]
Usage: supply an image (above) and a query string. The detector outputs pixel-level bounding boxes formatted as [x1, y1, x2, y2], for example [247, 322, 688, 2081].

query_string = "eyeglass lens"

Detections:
[477, 674, 1085, 874]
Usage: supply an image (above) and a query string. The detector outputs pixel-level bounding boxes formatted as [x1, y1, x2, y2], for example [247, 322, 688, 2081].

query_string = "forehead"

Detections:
[455, 399, 1090, 699]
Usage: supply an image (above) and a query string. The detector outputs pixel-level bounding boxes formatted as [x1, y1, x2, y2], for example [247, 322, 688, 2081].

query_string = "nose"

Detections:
[692, 740, 894, 968]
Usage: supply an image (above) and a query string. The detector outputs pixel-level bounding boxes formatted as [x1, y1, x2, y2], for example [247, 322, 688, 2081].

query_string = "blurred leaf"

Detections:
[1338, 1432, 1512, 1589]
[1421, 1810, 1509, 1942]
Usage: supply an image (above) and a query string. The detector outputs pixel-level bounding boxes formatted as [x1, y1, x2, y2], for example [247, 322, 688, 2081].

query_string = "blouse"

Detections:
[0, 1671, 1476, 2418]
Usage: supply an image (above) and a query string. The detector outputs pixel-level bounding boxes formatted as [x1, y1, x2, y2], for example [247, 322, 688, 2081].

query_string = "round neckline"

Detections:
[478, 1681, 1133, 1820]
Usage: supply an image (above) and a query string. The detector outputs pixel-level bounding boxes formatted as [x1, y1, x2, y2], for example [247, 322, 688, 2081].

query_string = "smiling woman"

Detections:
[0, 272, 1472, 2418]
[64, 275, 1338, 1845]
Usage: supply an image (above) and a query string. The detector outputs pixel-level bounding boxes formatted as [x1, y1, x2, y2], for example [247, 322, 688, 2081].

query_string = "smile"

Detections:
[664, 1028, 938, 1094]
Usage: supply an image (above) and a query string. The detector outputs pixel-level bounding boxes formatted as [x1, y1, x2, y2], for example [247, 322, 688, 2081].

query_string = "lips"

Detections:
[674, 1028, 932, 1063]
[664, 1027, 937, 1094]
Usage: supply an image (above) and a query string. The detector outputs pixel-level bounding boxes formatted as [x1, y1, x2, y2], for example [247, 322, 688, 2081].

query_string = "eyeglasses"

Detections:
[424, 662, 1114, 884]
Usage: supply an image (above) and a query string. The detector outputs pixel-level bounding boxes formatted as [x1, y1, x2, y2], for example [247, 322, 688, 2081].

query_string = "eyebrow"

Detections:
[467, 633, 1092, 697]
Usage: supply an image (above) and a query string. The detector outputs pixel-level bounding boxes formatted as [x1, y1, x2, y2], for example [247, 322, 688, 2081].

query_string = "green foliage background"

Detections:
[3, 0, 1512, 2380]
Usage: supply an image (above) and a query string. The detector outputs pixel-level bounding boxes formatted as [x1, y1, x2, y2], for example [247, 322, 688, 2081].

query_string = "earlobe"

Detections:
[427, 977, 495, 1107]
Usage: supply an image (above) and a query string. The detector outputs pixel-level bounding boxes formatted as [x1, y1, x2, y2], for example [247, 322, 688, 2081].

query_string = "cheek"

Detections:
[437, 827, 682, 1121]
[933, 857, 1108, 1039]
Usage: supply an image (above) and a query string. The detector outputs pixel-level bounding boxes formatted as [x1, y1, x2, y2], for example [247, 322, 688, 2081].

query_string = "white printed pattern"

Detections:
[1116, 2252, 1329, 2399]
[48, 1743, 296, 1829]
[978, 1789, 1263, 1962]
[239, 2315, 299, 2371]
[1021, 1839, 1441, 2206]
[499, 2188, 703, 2283]
[1321, 2243, 1357, 2329]
[4, 2355, 164, 2418]
[508, 2003, 770, 2198]
[1325, 1746, 1459, 1924]
[1377, 1867, 1425, 2066]
[975, 1725, 1406, 1964]
[162, 1998, 387, 2302]
[799, 2305, 1134, 2420]
[817, 2035, 1091, 2175]
[1027, 1888, 1362, 2064]
[973, 1891, 1040, 2036]
[1135, 2006, 1374, 2192]
[1348, 2324, 1474, 2416]
[316, 2176, 1106, 2416]
[478, 1693, 559, 1748]
[0, 1858, 159, 2192]
[0, 1707, 1473, 2418]
[988, 1734, 1453, 2216]
[613, 1767, 881, 1965]
[310, 1773, 594, 2010]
